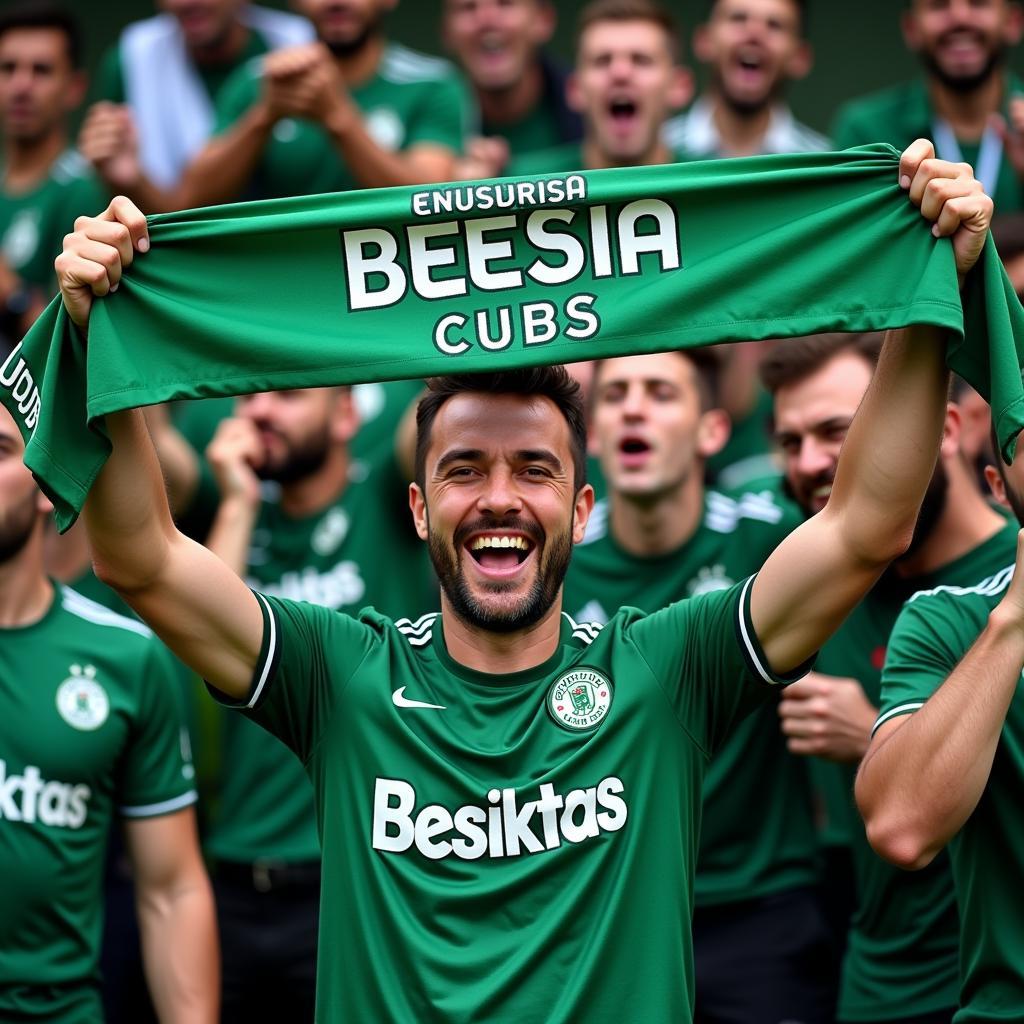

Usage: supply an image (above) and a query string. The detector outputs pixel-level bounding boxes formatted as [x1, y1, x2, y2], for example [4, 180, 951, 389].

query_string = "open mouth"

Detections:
[466, 533, 536, 575]
[618, 436, 652, 466]
[608, 98, 639, 127]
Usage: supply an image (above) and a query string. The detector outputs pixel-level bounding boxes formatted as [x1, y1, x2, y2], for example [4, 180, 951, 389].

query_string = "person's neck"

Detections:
[608, 474, 703, 557]
[896, 460, 1006, 577]
[2, 130, 66, 194]
[0, 536, 54, 628]
[582, 135, 674, 171]
[477, 61, 545, 127]
[332, 32, 386, 86]
[279, 449, 350, 519]
[441, 594, 564, 674]
[189, 21, 249, 66]
[708, 90, 772, 158]
[929, 69, 1005, 141]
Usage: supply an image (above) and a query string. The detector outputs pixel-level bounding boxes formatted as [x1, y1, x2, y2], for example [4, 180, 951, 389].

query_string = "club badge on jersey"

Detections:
[548, 668, 614, 732]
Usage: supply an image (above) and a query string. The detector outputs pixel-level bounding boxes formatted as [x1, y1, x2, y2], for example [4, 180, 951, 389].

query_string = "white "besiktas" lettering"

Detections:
[0, 760, 91, 829]
[371, 776, 628, 861]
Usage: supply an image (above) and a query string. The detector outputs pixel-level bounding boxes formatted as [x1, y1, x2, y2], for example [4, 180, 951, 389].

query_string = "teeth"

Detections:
[470, 536, 530, 551]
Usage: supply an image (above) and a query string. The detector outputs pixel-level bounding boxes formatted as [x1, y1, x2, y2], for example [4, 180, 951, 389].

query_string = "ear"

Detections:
[330, 388, 360, 445]
[531, 2, 557, 46]
[692, 22, 714, 65]
[566, 70, 584, 114]
[939, 402, 962, 461]
[64, 70, 87, 112]
[985, 463, 1010, 509]
[901, 9, 922, 52]
[666, 65, 695, 112]
[1005, 2, 1024, 45]
[786, 40, 813, 81]
[36, 488, 54, 518]
[571, 483, 596, 544]
[410, 482, 430, 541]
[697, 408, 731, 460]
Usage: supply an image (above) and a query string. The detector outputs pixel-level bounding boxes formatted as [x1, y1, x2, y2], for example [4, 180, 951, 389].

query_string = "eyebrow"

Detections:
[434, 447, 565, 474]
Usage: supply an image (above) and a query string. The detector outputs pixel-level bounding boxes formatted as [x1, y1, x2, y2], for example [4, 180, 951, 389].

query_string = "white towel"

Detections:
[120, 5, 314, 188]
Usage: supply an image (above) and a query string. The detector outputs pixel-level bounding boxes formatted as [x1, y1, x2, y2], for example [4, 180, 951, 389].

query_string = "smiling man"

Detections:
[53, 140, 992, 1021]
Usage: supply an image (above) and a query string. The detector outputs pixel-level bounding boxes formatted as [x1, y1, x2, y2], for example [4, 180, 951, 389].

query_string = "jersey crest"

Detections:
[55, 664, 109, 731]
[548, 667, 613, 731]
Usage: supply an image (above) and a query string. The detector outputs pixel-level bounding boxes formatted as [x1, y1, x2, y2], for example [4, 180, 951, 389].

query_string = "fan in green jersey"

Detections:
[764, 331, 1016, 1024]
[54, 140, 993, 1023]
[0, 391, 217, 1021]
[170, 0, 470, 210]
[858, 433, 1024, 1024]
[563, 350, 833, 1023]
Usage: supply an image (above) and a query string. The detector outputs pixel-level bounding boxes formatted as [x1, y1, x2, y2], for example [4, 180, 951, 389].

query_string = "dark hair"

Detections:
[591, 347, 723, 412]
[0, 2, 81, 68]
[415, 366, 588, 491]
[759, 332, 883, 395]
[577, 0, 681, 61]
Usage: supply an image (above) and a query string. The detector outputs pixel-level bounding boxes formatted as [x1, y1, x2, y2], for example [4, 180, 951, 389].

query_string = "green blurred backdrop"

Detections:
[6, 0, 1024, 135]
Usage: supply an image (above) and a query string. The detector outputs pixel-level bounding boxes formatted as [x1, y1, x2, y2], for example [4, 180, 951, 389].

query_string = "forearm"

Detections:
[326, 108, 454, 188]
[178, 106, 273, 209]
[206, 495, 259, 577]
[829, 325, 949, 564]
[137, 873, 219, 1023]
[83, 409, 177, 592]
[857, 611, 1024, 867]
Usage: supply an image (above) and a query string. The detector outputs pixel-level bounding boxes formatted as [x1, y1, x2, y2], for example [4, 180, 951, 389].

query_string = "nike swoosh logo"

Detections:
[392, 687, 446, 710]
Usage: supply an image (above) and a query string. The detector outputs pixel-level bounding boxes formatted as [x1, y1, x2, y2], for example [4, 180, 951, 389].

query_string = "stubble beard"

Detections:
[922, 46, 1006, 95]
[0, 493, 38, 566]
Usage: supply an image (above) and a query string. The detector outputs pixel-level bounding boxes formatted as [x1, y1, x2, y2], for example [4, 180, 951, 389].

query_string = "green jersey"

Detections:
[0, 152, 106, 294]
[0, 585, 196, 1021]
[204, 462, 436, 863]
[832, 76, 1024, 214]
[818, 524, 1016, 1021]
[213, 575, 808, 1022]
[214, 43, 470, 199]
[878, 540, 1024, 1023]
[564, 484, 818, 906]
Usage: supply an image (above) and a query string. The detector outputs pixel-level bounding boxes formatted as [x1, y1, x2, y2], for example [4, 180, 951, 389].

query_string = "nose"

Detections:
[794, 436, 834, 479]
[476, 466, 523, 517]
[620, 384, 648, 420]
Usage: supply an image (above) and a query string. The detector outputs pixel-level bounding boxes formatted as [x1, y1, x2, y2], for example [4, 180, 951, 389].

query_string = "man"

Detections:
[442, 0, 581, 179]
[833, 0, 1024, 213]
[176, 0, 469, 207]
[0, 4, 104, 340]
[665, 0, 827, 160]
[0, 395, 218, 1021]
[52, 141, 990, 1020]
[509, 0, 693, 175]
[564, 351, 834, 1024]
[763, 333, 1015, 1024]
[80, 0, 312, 212]
[203, 387, 435, 1020]
[858, 430, 1024, 1023]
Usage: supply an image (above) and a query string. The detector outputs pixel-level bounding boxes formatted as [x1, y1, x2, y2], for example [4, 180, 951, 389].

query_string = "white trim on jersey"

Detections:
[561, 612, 603, 646]
[735, 575, 780, 686]
[872, 702, 926, 736]
[60, 587, 153, 638]
[120, 789, 198, 818]
[397, 613, 439, 648]
[907, 564, 1014, 605]
[247, 593, 278, 710]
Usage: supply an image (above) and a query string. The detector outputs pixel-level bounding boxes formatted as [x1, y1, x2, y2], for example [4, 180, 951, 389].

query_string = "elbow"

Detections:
[862, 814, 938, 871]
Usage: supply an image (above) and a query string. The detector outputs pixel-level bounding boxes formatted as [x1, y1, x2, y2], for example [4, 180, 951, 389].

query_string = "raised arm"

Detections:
[750, 141, 993, 675]
[55, 198, 263, 698]
[856, 531, 1024, 870]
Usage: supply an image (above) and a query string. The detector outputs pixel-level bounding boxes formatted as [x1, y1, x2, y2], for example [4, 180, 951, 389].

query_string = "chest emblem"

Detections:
[55, 665, 109, 731]
[2, 209, 40, 270]
[687, 563, 734, 597]
[311, 507, 350, 556]
[548, 668, 613, 732]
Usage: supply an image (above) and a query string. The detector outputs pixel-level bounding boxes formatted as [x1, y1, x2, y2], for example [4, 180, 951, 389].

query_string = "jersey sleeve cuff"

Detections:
[871, 701, 926, 736]
[734, 575, 816, 686]
[119, 789, 198, 819]
[206, 591, 281, 712]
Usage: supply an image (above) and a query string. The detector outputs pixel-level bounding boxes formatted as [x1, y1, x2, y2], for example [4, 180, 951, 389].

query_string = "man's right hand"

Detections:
[206, 417, 264, 508]
[55, 197, 149, 332]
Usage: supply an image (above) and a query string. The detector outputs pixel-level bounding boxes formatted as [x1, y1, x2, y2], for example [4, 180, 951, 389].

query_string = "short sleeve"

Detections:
[208, 593, 378, 763]
[626, 576, 812, 755]
[403, 74, 471, 152]
[875, 594, 987, 734]
[214, 60, 262, 134]
[118, 640, 198, 818]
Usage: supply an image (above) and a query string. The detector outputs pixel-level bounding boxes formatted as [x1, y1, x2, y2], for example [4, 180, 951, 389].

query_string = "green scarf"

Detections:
[3, 145, 1023, 531]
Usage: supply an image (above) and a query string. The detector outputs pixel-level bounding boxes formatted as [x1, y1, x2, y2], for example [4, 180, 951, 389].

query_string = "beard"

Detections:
[904, 460, 950, 558]
[427, 513, 573, 634]
[921, 45, 1006, 94]
[254, 426, 331, 485]
[715, 66, 781, 118]
[0, 491, 38, 565]
[321, 11, 382, 58]
[996, 465, 1024, 525]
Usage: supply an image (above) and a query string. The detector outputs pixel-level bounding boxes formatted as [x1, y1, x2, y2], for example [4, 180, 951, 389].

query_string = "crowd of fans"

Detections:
[1, 0, 1023, 1022]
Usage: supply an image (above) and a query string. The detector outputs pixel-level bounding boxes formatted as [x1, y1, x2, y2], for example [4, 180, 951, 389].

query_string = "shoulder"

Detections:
[56, 585, 157, 661]
[833, 82, 918, 134]
[379, 43, 461, 85]
[50, 150, 97, 188]
[901, 562, 1014, 633]
[705, 483, 798, 535]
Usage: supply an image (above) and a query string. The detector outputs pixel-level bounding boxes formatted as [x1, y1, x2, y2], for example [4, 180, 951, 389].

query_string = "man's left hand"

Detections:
[778, 672, 878, 763]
